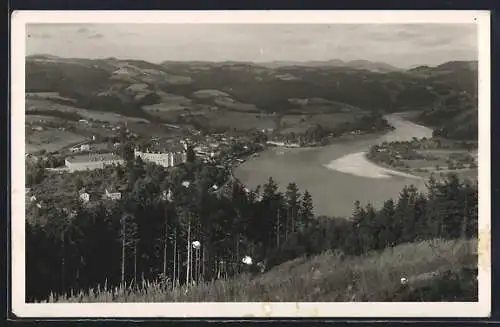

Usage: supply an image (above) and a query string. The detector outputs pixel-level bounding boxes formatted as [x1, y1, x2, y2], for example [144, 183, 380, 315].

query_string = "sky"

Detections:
[26, 23, 478, 68]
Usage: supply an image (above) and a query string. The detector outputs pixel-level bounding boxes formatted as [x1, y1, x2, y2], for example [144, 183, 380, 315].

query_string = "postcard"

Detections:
[10, 10, 491, 318]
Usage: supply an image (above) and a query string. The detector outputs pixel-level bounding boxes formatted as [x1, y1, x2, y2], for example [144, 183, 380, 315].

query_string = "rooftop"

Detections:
[66, 152, 123, 163]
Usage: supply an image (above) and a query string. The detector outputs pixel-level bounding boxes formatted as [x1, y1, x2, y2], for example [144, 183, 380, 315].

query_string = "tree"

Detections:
[120, 213, 138, 286]
[285, 182, 301, 237]
[394, 186, 417, 243]
[298, 190, 314, 231]
[350, 200, 367, 254]
[186, 144, 196, 163]
[376, 199, 396, 249]
[120, 141, 135, 165]
[26, 163, 46, 186]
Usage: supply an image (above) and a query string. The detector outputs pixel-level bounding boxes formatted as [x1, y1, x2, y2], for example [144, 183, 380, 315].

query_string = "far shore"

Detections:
[324, 151, 423, 180]
[266, 130, 390, 151]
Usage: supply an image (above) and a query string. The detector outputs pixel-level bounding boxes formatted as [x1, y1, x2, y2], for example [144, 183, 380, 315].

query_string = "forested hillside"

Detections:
[26, 152, 478, 302]
[46, 239, 477, 303]
[25, 56, 478, 139]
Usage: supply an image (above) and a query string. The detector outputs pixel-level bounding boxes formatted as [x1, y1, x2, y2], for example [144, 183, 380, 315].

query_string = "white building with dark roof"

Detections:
[134, 148, 187, 168]
[65, 153, 124, 172]
[104, 188, 122, 201]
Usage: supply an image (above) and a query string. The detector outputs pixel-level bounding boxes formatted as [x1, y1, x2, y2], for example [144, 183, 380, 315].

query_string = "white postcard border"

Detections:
[10, 10, 491, 318]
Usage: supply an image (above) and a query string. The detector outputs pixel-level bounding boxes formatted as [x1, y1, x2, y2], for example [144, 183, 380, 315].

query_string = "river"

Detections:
[234, 114, 434, 218]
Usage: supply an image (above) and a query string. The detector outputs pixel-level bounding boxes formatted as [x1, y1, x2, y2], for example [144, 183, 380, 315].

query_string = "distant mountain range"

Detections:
[24, 54, 478, 139]
[258, 59, 402, 72]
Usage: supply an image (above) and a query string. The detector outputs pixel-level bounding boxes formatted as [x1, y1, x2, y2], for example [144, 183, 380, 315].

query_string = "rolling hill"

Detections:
[25, 55, 478, 139]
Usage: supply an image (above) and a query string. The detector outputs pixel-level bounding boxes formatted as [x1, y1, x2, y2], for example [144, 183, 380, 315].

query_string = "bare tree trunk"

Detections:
[285, 208, 289, 241]
[235, 233, 240, 274]
[276, 207, 280, 248]
[121, 220, 125, 286]
[134, 242, 137, 285]
[195, 249, 199, 283]
[462, 197, 468, 239]
[186, 216, 191, 285]
[163, 210, 168, 278]
[61, 230, 65, 292]
[202, 246, 206, 281]
[176, 247, 180, 286]
[172, 227, 177, 289]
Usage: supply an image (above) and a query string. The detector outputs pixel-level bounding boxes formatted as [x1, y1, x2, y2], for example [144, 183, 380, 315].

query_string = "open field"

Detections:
[143, 92, 193, 113]
[44, 238, 477, 302]
[26, 129, 87, 153]
[173, 110, 277, 131]
[279, 112, 363, 134]
[287, 97, 362, 114]
[209, 111, 276, 130]
[25, 115, 65, 123]
[26, 98, 150, 124]
[127, 122, 182, 138]
[26, 91, 77, 104]
[403, 149, 477, 177]
[213, 97, 260, 112]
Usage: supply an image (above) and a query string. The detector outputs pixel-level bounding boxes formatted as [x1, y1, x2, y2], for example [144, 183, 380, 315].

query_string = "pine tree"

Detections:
[285, 182, 301, 237]
[120, 213, 138, 286]
[298, 190, 314, 230]
[186, 144, 196, 163]
[376, 198, 396, 249]
[362, 203, 378, 251]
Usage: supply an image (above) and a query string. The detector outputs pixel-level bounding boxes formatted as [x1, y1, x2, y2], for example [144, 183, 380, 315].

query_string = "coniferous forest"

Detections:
[25, 149, 478, 302]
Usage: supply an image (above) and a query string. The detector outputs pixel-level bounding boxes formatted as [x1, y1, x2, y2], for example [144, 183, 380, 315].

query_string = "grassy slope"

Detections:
[47, 238, 477, 303]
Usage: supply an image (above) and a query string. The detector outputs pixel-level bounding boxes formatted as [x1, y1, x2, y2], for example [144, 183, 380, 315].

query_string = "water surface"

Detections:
[234, 114, 433, 217]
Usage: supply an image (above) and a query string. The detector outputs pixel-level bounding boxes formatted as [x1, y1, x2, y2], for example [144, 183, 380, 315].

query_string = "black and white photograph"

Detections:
[11, 10, 491, 318]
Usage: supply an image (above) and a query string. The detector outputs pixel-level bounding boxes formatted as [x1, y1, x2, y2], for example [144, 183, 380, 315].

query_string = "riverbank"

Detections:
[234, 114, 438, 217]
[365, 154, 478, 180]
[325, 152, 422, 180]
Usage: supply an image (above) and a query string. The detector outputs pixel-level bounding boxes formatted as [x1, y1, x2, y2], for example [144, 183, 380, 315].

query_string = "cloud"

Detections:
[77, 27, 91, 34]
[25, 23, 478, 68]
[88, 33, 104, 39]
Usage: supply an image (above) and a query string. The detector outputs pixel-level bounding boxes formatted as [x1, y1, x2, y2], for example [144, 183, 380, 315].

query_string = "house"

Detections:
[70, 143, 90, 153]
[104, 188, 121, 201]
[161, 189, 174, 202]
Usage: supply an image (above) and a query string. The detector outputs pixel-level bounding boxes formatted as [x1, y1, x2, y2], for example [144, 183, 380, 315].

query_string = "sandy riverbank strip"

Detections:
[324, 152, 422, 180]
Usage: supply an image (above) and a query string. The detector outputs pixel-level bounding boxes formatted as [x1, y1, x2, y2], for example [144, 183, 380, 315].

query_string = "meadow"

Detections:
[26, 129, 86, 153]
[26, 98, 150, 124]
[43, 238, 477, 303]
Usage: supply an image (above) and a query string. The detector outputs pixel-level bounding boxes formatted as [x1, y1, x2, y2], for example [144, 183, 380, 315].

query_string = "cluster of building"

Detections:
[64, 144, 189, 172]
[134, 149, 187, 168]
[65, 153, 125, 172]
[266, 140, 300, 148]
[78, 188, 123, 204]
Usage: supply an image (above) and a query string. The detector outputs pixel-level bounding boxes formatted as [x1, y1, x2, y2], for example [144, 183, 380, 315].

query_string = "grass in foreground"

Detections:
[45, 238, 477, 303]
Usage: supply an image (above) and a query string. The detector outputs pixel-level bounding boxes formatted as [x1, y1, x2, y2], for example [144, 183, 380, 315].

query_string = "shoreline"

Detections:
[266, 130, 390, 151]
[362, 154, 423, 180]
[323, 151, 423, 180]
